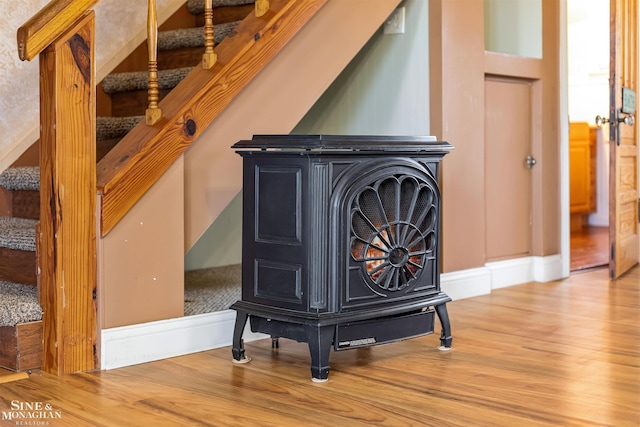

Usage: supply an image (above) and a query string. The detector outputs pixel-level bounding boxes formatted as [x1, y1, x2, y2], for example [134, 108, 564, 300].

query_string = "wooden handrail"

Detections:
[96, 0, 327, 236]
[17, 0, 99, 61]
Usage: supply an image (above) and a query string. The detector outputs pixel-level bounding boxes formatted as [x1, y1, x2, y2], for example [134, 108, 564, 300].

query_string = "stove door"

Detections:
[339, 159, 442, 310]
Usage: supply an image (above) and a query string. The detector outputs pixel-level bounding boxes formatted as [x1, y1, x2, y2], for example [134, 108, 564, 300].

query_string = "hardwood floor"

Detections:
[0, 267, 638, 426]
[570, 225, 609, 271]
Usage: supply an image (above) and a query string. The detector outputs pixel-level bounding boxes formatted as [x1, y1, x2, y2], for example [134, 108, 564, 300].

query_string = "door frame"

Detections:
[560, 0, 570, 278]
[561, 1, 640, 277]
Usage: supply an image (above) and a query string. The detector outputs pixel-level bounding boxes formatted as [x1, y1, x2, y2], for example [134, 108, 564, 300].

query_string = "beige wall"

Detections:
[99, 158, 185, 329]
[539, 0, 561, 256]
[430, 0, 560, 272]
[107, 0, 402, 327]
[429, 0, 487, 272]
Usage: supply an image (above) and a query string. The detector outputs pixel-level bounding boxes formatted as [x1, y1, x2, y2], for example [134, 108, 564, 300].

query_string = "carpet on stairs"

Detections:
[0, 281, 42, 328]
[184, 264, 241, 315]
[0, 0, 252, 327]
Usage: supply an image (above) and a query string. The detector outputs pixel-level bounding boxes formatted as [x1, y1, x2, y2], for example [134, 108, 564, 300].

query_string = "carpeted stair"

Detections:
[0, 0, 254, 356]
[0, 216, 40, 328]
[184, 264, 241, 315]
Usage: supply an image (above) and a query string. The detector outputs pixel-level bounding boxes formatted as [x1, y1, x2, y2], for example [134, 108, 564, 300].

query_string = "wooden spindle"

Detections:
[202, 0, 216, 69]
[255, 0, 269, 17]
[146, 0, 161, 125]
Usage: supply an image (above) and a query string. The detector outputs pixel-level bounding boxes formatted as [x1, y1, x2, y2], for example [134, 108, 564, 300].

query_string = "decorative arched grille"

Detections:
[350, 175, 437, 292]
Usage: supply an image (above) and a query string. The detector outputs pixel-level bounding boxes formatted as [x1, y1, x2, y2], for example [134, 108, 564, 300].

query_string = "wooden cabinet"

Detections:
[569, 122, 597, 230]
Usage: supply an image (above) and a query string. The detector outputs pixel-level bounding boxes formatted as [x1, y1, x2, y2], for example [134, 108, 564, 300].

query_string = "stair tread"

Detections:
[97, 115, 144, 140]
[0, 217, 36, 252]
[0, 167, 39, 191]
[0, 281, 42, 327]
[0, 116, 142, 192]
[102, 67, 193, 95]
[187, 0, 255, 15]
[159, 21, 240, 51]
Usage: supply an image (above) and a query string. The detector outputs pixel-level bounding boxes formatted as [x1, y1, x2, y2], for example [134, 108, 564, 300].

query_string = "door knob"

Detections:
[595, 113, 634, 127]
[525, 155, 537, 169]
[620, 114, 635, 126]
[595, 115, 609, 127]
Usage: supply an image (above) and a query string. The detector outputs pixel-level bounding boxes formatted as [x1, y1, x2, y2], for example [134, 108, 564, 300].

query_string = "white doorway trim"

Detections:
[559, 0, 571, 278]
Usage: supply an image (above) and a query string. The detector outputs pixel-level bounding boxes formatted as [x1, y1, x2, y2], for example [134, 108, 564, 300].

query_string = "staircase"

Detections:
[0, 0, 253, 372]
[3, 0, 403, 374]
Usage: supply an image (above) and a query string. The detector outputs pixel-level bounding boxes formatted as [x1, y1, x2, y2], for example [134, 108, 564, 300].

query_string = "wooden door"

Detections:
[609, 0, 638, 279]
[485, 77, 532, 261]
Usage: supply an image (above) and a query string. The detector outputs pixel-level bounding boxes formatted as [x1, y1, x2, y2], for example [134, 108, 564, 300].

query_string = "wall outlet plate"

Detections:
[384, 7, 405, 35]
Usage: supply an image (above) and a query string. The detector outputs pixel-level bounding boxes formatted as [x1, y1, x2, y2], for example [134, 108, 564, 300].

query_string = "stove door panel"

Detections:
[242, 161, 308, 310]
[254, 259, 302, 305]
[255, 167, 302, 244]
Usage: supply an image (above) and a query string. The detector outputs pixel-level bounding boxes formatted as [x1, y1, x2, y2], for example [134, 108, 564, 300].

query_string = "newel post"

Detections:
[39, 11, 97, 375]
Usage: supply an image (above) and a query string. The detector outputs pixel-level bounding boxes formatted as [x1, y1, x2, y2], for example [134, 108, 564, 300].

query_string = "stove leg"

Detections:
[231, 310, 251, 363]
[307, 325, 334, 382]
[435, 303, 452, 350]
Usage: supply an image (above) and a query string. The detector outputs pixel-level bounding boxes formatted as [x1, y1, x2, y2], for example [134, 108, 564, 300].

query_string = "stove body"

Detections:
[230, 135, 453, 381]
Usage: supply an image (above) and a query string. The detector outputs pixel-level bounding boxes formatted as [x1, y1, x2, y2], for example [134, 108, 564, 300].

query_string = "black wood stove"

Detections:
[230, 135, 453, 381]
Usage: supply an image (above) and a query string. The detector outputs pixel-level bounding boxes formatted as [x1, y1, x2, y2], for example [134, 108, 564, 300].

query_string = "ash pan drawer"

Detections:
[335, 309, 435, 351]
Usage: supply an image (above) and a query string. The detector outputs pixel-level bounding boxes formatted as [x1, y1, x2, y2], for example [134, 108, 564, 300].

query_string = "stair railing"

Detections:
[143, 0, 270, 116]
[202, 0, 217, 69]
[18, 0, 321, 375]
[146, 0, 162, 125]
[99, 0, 321, 238]
[17, 0, 99, 376]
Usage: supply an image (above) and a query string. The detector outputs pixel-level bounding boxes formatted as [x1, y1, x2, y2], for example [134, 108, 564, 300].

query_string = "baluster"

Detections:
[146, 0, 161, 125]
[255, 0, 269, 17]
[202, 0, 216, 69]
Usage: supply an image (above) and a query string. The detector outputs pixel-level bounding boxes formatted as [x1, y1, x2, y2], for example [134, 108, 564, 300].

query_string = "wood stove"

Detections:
[230, 135, 453, 381]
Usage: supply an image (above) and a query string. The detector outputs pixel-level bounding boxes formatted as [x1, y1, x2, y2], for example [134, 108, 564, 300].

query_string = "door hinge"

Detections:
[610, 245, 615, 261]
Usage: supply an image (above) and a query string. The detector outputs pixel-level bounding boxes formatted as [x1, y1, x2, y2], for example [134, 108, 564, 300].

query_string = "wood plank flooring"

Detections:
[0, 267, 638, 426]
[570, 225, 609, 271]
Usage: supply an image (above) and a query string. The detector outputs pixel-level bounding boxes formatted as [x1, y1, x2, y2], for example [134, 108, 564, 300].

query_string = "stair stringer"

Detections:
[98, 0, 402, 369]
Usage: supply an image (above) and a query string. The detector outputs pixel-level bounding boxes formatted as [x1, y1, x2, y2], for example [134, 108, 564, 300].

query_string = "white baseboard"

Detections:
[487, 254, 565, 289]
[532, 254, 564, 282]
[100, 310, 267, 370]
[440, 266, 492, 300]
[588, 213, 609, 227]
[101, 255, 565, 370]
[442, 254, 566, 300]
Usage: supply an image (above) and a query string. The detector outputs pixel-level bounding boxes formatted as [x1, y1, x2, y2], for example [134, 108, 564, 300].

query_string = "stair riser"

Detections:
[0, 247, 37, 286]
[195, 4, 254, 25]
[158, 47, 205, 71]
[0, 321, 42, 371]
[11, 190, 39, 220]
[110, 89, 173, 118]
